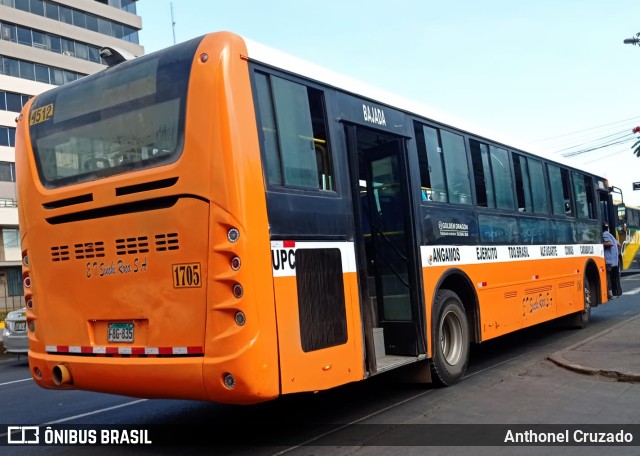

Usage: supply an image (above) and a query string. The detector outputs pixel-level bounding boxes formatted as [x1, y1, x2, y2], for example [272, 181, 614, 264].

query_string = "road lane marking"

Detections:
[43, 399, 148, 424]
[0, 378, 32, 387]
[0, 398, 149, 438]
[621, 286, 640, 295]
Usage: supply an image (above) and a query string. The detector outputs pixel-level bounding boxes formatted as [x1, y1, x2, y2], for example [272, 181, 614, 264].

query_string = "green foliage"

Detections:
[634, 138, 640, 157]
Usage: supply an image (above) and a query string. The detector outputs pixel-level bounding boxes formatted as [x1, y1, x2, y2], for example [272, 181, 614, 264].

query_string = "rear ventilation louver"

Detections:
[51, 245, 70, 262]
[50, 233, 179, 262]
[74, 242, 106, 259]
[155, 233, 179, 251]
[116, 236, 150, 256]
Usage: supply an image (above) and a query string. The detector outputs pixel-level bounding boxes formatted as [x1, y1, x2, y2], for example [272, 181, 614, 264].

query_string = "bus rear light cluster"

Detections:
[234, 311, 246, 326]
[22, 251, 34, 311]
[230, 256, 241, 271]
[227, 228, 240, 243]
[232, 283, 243, 298]
[223, 373, 235, 389]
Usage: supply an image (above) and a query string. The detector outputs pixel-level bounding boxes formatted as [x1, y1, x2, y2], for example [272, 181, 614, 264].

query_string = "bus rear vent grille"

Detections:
[51, 245, 70, 262]
[155, 233, 179, 251]
[74, 242, 106, 259]
[116, 237, 150, 255]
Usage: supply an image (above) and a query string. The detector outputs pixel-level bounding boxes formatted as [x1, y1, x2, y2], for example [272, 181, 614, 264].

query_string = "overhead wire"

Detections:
[531, 115, 640, 161]
[532, 115, 640, 143]
[560, 135, 635, 158]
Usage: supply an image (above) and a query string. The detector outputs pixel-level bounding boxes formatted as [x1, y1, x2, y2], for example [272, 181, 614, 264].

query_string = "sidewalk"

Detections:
[548, 313, 640, 382]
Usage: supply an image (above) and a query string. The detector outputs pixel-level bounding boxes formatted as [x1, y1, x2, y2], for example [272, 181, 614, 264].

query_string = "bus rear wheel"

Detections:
[567, 276, 594, 329]
[430, 290, 470, 386]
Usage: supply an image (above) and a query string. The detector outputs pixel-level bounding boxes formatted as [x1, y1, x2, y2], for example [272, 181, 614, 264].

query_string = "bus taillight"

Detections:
[234, 311, 246, 326]
[227, 228, 240, 243]
[232, 283, 243, 298]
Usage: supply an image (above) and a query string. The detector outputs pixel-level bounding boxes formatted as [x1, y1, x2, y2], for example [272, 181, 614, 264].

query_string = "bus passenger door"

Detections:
[346, 125, 425, 375]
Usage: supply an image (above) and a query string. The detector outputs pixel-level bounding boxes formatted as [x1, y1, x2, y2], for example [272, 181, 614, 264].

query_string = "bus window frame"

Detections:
[251, 67, 340, 197]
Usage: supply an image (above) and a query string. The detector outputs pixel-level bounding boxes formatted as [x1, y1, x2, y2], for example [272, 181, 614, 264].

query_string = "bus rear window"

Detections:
[28, 37, 203, 188]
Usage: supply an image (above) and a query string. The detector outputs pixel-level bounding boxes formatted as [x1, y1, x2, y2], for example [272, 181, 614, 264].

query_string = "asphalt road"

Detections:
[2, 274, 640, 455]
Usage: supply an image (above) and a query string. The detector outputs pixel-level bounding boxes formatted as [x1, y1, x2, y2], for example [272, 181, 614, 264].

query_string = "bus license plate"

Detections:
[108, 322, 134, 343]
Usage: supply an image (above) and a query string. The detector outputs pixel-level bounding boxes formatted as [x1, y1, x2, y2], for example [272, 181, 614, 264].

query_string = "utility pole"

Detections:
[170, 2, 176, 45]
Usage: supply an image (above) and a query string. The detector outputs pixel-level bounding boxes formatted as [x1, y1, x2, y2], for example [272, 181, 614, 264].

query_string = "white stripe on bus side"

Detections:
[421, 244, 604, 268]
[270, 241, 357, 278]
[268, 242, 604, 277]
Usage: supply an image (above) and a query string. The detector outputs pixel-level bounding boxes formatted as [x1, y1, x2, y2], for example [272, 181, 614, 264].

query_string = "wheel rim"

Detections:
[440, 309, 464, 366]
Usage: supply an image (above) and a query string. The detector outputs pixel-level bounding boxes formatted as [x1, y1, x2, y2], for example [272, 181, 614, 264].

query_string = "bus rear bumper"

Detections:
[29, 351, 210, 400]
[28, 351, 280, 404]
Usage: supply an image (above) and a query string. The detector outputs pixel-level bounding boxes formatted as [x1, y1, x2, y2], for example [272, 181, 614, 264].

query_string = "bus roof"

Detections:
[243, 36, 603, 180]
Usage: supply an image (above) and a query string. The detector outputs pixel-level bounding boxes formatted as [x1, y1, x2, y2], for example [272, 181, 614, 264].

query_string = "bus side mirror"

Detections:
[99, 46, 137, 67]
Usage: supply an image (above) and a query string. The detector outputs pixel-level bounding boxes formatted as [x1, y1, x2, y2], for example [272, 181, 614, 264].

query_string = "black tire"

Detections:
[567, 275, 593, 329]
[430, 289, 470, 386]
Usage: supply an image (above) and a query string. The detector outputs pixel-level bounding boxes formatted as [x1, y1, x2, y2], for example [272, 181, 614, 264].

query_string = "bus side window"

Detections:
[527, 158, 549, 214]
[487, 145, 514, 210]
[548, 164, 573, 217]
[253, 72, 334, 191]
[441, 130, 472, 205]
[513, 153, 532, 212]
[471, 139, 515, 211]
[414, 123, 446, 202]
[572, 172, 596, 219]
[414, 123, 472, 205]
[470, 140, 496, 208]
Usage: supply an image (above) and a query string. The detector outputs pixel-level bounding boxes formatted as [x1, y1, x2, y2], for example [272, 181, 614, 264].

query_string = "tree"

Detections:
[634, 126, 640, 157]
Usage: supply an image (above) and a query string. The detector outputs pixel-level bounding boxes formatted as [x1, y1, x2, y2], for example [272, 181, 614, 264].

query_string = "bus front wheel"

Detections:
[430, 289, 470, 386]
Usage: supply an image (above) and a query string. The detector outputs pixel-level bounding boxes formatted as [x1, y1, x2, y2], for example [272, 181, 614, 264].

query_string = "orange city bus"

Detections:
[16, 31, 616, 403]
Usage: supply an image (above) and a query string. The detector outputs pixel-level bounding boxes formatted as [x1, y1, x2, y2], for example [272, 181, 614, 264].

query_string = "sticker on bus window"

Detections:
[172, 263, 202, 288]
[29, 103, 54, 126]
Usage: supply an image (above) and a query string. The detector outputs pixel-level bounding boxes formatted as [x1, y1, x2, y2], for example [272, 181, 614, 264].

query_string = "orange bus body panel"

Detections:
[421, 256, 606, 356]
[17, 32, 281, 403]
[273, 272, 364, 394]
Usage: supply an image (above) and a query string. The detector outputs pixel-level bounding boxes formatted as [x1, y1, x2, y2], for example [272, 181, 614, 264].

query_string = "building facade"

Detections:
[0, 0, 143, 312]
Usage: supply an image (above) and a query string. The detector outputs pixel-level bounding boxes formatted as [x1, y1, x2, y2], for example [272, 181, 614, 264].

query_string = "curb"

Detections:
[547, 313, 640, 382]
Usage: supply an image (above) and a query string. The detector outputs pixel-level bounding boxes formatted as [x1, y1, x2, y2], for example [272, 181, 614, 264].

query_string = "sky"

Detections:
[136, 0, 640, 205]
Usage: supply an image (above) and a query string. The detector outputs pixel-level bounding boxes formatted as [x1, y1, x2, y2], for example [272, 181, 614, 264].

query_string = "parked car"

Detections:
[3, 308, 28, 354]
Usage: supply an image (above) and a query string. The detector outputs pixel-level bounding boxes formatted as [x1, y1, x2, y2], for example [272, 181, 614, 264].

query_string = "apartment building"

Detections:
[0, 0, 143, 311]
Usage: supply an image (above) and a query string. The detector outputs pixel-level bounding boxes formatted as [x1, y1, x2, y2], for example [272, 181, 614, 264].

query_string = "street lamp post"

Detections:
[624, 33, 640, 46]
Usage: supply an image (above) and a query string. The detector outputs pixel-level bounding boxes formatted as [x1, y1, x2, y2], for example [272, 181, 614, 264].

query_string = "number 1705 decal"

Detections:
[173, 263, 202, 288]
